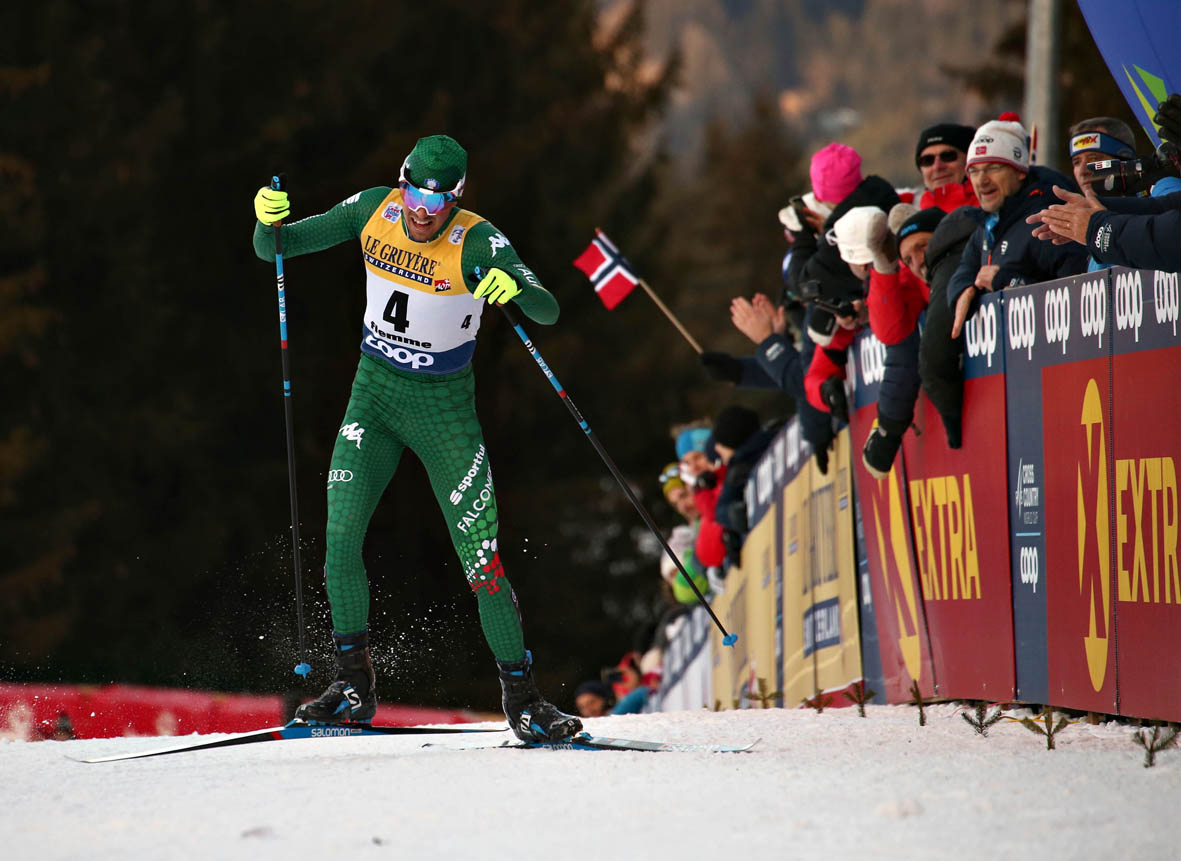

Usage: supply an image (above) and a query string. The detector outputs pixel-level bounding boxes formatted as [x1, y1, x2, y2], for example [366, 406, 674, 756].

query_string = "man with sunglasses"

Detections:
[251, 135, 582, 743]
[914, 123, 977, 212]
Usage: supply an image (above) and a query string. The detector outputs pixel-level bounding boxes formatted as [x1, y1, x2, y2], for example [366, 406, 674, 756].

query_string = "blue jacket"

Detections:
[1087, 191, 1181, 271]
[948, 166, 1089, 309]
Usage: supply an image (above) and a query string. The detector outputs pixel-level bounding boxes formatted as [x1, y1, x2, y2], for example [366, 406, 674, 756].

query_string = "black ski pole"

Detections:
[270, 173, 312, 678]
[492, 291, 737, 647]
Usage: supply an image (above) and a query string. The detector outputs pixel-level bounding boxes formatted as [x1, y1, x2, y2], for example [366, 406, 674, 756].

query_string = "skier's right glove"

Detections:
[254, 187, 290, 225]
[1154, 94, 1181, 144]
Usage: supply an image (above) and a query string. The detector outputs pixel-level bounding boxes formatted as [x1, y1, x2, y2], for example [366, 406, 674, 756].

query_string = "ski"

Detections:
[73, 721, 507, 763]
[428, 732, 759, 753]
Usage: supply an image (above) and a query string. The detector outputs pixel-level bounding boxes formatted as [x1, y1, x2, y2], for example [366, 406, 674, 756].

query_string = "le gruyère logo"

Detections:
[868, 439, 922, 681]
[1077, 378, 1111, 692]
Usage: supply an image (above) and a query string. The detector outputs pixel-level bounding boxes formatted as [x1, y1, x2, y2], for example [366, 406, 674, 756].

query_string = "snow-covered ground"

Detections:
[2, 704, 1176, 860]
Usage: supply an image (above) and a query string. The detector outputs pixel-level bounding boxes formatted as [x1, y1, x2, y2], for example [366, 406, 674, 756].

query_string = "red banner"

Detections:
[900, 380, 1016, 701]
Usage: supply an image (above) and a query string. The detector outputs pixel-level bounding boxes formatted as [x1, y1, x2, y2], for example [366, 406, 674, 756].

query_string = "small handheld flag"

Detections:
[573, 229, 639, 310]
[572, 229, 703, 353]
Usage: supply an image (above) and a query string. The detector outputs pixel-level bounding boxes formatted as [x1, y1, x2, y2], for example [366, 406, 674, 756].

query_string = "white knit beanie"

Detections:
[966, 112, 1029, 173]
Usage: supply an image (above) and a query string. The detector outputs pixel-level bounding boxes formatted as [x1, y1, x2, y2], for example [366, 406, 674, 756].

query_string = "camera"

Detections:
[1087, 141, 1181, 196]
[799, 278, 859, 318]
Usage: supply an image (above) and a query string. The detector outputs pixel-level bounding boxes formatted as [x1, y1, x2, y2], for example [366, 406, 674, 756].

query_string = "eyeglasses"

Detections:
[966, 163, 1010, 179]
[399, 182, 456, 216]
[918, 150, 961, 167]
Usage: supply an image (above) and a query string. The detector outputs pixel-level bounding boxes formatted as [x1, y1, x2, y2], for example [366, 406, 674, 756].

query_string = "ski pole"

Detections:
[492, 292, 737, 647]
[270, 173, 312, 678]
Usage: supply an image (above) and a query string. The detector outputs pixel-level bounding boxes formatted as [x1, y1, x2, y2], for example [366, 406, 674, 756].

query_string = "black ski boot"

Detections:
[862, 419, 906, 480]
[294, 630, 377, 724]
[497, 651, 582, 743]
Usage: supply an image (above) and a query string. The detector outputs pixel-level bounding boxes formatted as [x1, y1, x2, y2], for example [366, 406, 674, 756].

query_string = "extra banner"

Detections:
[901, 291, 1015, 702]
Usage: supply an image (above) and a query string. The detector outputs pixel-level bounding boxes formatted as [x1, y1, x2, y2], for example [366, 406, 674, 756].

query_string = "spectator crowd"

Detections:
[573, 93, 1181, 719]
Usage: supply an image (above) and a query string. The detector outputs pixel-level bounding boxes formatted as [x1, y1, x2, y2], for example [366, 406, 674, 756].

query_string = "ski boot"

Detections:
[862, 418, 907, 480]
[294, 630, 377, 724]
[497, 651, 582, 743]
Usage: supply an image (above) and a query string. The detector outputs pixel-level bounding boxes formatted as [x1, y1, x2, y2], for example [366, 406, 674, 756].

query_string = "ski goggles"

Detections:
[399, 182, 456, 215]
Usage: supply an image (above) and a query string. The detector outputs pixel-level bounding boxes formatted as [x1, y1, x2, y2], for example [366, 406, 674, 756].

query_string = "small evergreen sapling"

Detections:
[1132, 722, 1178, 768]
[961, 702, 1004, 736]
[843, 681, 876, 717]
[752, 677, 782, 709]
[1020, 707, 1073, 750]
[802, 692, 833, 713]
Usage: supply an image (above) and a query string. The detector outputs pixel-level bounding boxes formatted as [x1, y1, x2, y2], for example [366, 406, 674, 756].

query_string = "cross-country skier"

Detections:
[252, 134, 582, 743]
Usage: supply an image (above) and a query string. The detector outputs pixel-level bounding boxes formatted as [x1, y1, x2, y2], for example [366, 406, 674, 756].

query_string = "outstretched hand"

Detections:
[1026, 184, 1105, 246]
[730, 293, 786, 345]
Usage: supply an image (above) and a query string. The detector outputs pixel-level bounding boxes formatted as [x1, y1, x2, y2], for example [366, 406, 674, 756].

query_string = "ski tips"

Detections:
[293, 661, 312, 677]
[722, 633, 738, 648]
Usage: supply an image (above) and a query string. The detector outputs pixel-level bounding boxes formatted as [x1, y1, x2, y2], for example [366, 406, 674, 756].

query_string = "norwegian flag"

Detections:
[572, 229, 639, 310]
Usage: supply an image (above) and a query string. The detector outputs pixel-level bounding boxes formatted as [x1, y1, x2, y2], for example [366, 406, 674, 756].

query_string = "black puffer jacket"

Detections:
[918, 205, 988, 427]
[1087, 190, 1181, 271]
[947, 166, 1088, 308]
[787, 176, 901, 305]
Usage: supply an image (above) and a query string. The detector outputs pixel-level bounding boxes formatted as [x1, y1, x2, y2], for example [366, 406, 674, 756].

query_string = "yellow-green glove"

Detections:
[473, 267, 521, 305]
[254, 187, 290, 225]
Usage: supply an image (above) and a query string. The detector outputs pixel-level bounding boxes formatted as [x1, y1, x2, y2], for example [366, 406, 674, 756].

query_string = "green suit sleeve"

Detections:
[461, 221, 559, 325]
[252, 187, 390, 261]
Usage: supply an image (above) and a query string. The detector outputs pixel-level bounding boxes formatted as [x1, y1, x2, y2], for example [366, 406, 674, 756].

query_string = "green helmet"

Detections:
[400, 134, 467, 197]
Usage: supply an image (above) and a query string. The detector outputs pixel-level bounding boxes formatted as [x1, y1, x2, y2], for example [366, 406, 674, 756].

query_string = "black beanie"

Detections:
[914, 123, 976, 166]
[895, 207, 946, 242]
[712, 405, 760, 449]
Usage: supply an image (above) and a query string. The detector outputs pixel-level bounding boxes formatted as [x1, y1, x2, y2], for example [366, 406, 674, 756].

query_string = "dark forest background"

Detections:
[1, 0, 1130, 711]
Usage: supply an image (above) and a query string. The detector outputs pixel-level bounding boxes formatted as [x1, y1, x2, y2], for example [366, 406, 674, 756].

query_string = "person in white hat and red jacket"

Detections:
[946, 113, 1089, 339]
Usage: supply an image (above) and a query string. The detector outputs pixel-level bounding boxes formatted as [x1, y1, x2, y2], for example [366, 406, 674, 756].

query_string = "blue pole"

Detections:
[271, 174, 312, 678]
[493, 293, 736, 647]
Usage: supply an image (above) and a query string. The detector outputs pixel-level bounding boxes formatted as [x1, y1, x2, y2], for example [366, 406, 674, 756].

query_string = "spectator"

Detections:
[710, 405, 783, 565]
[573, 680, 616, 718]
[675, 425, 728, 574]
[657, 462, 710, 605]
[1066, 117, 1136, 194]
[787, 144, 900, 425]
[915, 123, 978, 212]
[948, 113, 1088, 339]
[833, 205, 946, 476]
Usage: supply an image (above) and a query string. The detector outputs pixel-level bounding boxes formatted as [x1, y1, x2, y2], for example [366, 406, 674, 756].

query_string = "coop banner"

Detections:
[736, 503, 779, 708]
[1006, 270, 1117, 713]
[780, 421, 814, 707]
[1109, 267, 1181, 721]
[849, 330, 936, 702]
[900, 291, 1015, 701]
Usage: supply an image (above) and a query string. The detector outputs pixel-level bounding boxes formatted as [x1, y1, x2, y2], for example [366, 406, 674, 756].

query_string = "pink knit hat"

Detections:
[810, 143, 863, 203]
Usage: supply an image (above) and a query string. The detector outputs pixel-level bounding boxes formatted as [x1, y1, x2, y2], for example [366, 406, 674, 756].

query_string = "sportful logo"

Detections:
[450, 444, 487, 505]
[859, 335, 886, 385]
[1113, 269, 1143, 342]
[964, 301, 998, 367]
[488, 233, 509, 257]
[1007, 293, 1036, 358]
[1153, 270, 1180, 336]
[1079, 277, 1107, 347]
[339, 422, 365, 449]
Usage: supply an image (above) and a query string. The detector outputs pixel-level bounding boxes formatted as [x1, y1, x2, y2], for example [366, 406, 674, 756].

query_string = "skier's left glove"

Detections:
[473, 267, 521, 305]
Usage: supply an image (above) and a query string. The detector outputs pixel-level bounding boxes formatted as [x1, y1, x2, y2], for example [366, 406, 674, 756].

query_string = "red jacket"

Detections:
[693, 464, 728, 568]
[867, 265, 929, 345]
[920, 180, 979, 213]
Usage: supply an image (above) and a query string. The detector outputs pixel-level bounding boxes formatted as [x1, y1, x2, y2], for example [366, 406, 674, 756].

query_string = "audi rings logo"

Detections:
[1019, 545, 1039, 593]
[1079, 277, 1107, 347]
[1154, 270, 1180, 336]
[1043, 286, 1071, 355]
[327, 469, 353, 488]
[964, 301, 998, 367]
[859, 335, 886, 385]
[1007, 293, 1036, 358]
[1113, 269, 1143, 342]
